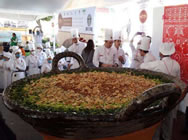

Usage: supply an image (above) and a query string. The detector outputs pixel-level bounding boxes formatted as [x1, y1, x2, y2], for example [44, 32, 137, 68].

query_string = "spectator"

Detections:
[81, 39, 95, 68]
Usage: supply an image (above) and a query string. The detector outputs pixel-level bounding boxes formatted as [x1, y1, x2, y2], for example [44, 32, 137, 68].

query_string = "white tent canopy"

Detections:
[63, 0, 134, 10]
[0, 0, 135, 21]
[0, 0, 68, 21]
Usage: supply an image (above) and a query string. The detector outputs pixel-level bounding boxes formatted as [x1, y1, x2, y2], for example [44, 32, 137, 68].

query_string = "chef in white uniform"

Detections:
[41, 56, 52, 73]
[35, 44, 47, 71]
[139, 36, 156, 64]
[140, 42, 180, 140]
[26, 45, 40, 76]
[129, 33, 144, 69]
[68, 29, 86, 69]
[113, 31, 126, 67]
[140, 42, 180, 77]
[93, 29, 119, 68]
[12, 49, 26, 82]
[2, 52, 13, 89]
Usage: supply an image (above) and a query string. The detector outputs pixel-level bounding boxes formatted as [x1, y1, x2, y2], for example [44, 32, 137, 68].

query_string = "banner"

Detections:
[163, 5, 188, 83]
[58, 7, 96, 34]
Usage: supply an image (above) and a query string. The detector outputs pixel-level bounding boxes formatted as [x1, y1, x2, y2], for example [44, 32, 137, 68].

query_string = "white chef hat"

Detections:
[28, 43, 35, 51]
[15, 49, 22, 54]
[159, 42, 175, 56]
[47, 54, 53, 59]
[45, 42, 51, 48]
[12, 46, 19, 53]
[18, 42, 25, 47]
[104, 29, 113, 41]
[113, 31, 122, 41]
[36, 43, 43, 49]
[3, 52, 12, 58]
[139, 36, 151, 51]
[71, 29, 79, 38]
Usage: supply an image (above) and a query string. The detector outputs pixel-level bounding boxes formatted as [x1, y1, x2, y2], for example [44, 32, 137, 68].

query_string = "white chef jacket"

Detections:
[140, 57, 180, 78]
[26, 54, 40, 76]
[36, 51, 47, 67]
[143, 52, 156, 63]
[113, 46, 126, 67]
[45, 49, 54, 58]
[41, 61, 52, 73]
[130, 42, 144, 69]
[140, 57, 181, 115]
[3, 60, 13, 89]
[93, 45, 119, 67]
[68, 41, 86, 69]
[11, 57, 26, 82]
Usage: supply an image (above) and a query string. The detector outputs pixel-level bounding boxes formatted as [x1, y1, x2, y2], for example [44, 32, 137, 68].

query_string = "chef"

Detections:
[36, 44, 47, 71]
[140, 42, 180, 140]
[93, 29, 118, 68]
[12, 49, 26, 82]
[139, 36, 156, 64]
[41, 56, 52, 73]
[45, 42, 54, 59]
[140, 42, 180, 77]
[2, 52, 13, 89]
[26, 45, 40, 76]
[113, 31, 126, 67]
[129, 33, 144, 69]
[68, 29, 86, 69]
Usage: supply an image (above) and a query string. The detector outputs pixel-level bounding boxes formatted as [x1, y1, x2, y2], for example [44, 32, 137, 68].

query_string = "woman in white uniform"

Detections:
[12, 49, 26, 82]
[93, 29, 118, 68]
[113, 31, 126, 67]
[26, 45, 40, 76]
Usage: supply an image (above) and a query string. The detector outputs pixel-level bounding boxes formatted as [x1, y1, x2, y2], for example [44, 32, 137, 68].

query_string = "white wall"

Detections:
[150, 7, 164, 59]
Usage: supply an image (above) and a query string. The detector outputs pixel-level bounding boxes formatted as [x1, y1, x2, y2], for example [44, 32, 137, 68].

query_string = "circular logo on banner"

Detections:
[87, 14, 92, 26]
[139, 10, 147, 23]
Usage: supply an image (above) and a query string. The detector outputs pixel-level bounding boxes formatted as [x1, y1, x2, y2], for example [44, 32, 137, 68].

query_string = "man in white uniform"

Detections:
[68, 29, 86, 69]
[93, 29, 118, 68]
[1, 52, 12, 89]
[45, 40, 54, 58]
[113, 31, 126, 68]
[140, 42, 180, 77]
[35, 44, 47, 72]
[140, 42, 180, 140]
[26, 45, 40, 76]
[129, 33, 144, 69]
[12, 49, 26, 82]
[139, 36, 156, 64]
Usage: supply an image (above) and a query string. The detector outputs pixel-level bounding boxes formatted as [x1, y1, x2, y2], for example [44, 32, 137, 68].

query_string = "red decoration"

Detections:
[139, 10, 147, 23]
[163, 5, 188, 83]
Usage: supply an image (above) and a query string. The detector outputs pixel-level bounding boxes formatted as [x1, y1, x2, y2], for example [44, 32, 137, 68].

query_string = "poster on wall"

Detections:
[163, 4, 188, 84]
[58, 7, 96, 35]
